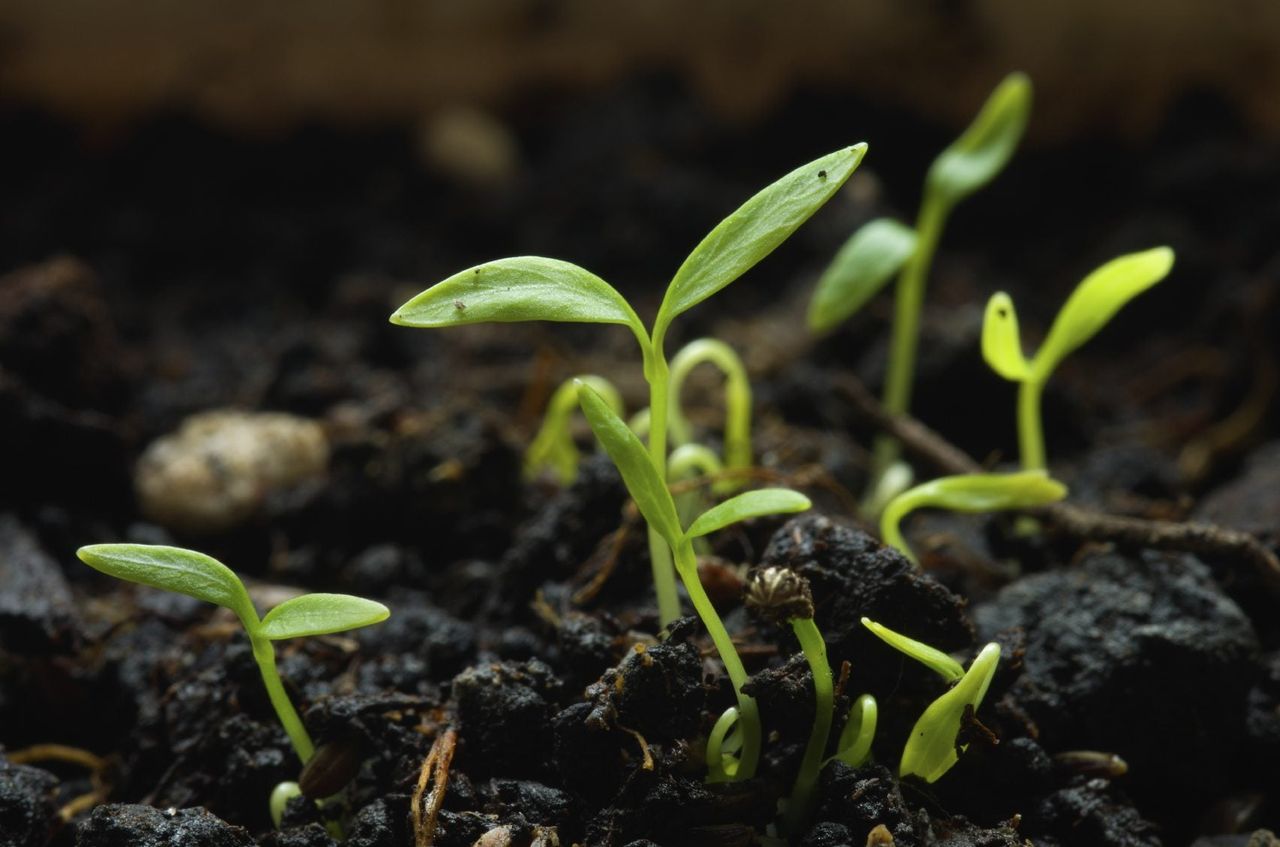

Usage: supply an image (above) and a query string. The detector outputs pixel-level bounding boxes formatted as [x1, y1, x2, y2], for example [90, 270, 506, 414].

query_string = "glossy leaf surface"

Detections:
[656, 145, 867, 334]
[808, 218, 918, 332]
[260, 594, 391, 640]
[685, 489, 811, 539]
[861, 617, 965, 682]
[77, 544, 256, 623]
[578, 382, 683, 548]
[1033, 247, 1174, 380]
[900, 642, 1001, 782]
[391, 257, 646, 342]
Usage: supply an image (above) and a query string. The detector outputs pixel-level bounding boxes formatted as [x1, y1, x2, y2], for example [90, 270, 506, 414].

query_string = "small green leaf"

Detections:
[900, 642, 1001, 783]
[577, 382, 683, 548]
[655, 144, 868, 336]
[981, 292, 1029, 381]
[808, 218, 918, 333]
[260, 593, 390, 640]
[861, 617, 965, 682]
[926, 72, 1032, 207]
[1032, 247, 1175, 381]
[906, 471, 1067, 514]
[685, 488, 811, 539]
[390, 257, 648, 346]
[77, 544, 256, 624]
[833, 693, 878, 767]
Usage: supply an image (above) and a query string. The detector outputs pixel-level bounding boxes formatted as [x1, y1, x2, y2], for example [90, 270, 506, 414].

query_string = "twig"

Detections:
[831, 372, 1280, 586]
[412, 728, 458, 847]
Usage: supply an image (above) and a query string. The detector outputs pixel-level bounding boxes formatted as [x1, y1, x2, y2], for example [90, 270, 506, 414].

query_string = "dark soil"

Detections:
[1, 75, 1278, 846]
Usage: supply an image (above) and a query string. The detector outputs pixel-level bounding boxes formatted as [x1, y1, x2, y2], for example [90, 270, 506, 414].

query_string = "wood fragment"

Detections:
[412, 728, 458, 847]
[832, 372, 1280, 588]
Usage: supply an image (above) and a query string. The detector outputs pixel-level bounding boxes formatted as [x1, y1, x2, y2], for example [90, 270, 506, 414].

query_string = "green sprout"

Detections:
[392, 145, 867, 626]
[880, 470, 1067, 565]
[668, 338, 752, 493]
[982, 246, 1175, 469]
[862, 617, 1000, 783]
[742, 566, 878, 834]
[76, 544, 390, 765]
[807, 73, 1032, 506]
[577, 382, 812, 782]
[524, 374, 624, 484]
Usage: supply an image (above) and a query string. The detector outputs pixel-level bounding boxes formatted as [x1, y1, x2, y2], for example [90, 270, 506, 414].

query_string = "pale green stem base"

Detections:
[783, 617, 833, 836]
[250, 634, 315, 763]
[673, 539, 760, 779]
[646, 354, 683, 626]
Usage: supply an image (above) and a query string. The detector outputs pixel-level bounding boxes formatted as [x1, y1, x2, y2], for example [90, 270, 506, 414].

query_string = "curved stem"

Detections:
[673, 539, 760, 779]
[879, 487, 924, 566]
[668, 339, 753, 484]
[783, 616, 833, 836]
[1018, 377, 1046, 471]
[250, 633, 315, 764]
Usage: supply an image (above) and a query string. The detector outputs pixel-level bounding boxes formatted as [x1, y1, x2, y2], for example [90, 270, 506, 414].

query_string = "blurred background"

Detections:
[2, 0, 1278, 534]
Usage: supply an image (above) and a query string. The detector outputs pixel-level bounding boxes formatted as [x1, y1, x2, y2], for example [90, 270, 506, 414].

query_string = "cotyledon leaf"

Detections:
[260, 594, 391, 640]
[390, 256, 648, 347]
[899, 642, 1001, 783]
[926, 72, 1032, 207]
[577, 382, 683, 549]
[685, 489, 811, 539]
[655, 144, 868, 336]
[1032, 247, 1175, 381]
[981, 292, 1029, 381]
[808, 218, 918, 333]
[77, 544, 256, 623]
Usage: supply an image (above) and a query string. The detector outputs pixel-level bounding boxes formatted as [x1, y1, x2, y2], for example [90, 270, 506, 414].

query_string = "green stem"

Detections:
[673, 539, 760, 779]
[668, 339, 753, 482]
[250, 633, 315, 764]
[1018, 377, 1046, 470]
[646, 351, 682, 626]
[869, 196, 951, 493]
[783, 616, 833, 836]
[879, 487, 922, 566]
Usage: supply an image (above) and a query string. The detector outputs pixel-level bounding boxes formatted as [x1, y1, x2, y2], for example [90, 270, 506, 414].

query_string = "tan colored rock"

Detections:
[135, 410, 328, 533]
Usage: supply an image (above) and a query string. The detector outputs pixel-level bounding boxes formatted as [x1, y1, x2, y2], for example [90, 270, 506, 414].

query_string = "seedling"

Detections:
[392, 144, 867, 625]
[807, 73, 1032, 506]
[982, 247, 1175, 469]
[577, 382, 811, 781]
[524, 374, 624, 484]
[76, 544, 390, 765]
[862, 617, 1000, 782]
[880, 470, 1067, 565]
[668, 338, 752, 493]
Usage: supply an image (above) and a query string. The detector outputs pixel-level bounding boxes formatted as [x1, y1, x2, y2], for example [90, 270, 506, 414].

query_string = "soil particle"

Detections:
[581, 774, 776, 846]
[498, 454, 628, 614]
[1023, 777, 1161, 847]
[75, 803, 254, 847]
[357, 596, 477, 681]
[555, 613, 619, 689]
[257, 822, 338, 847]
[550, 702, 627, 803]
[974, 550, 1258, 829]
[134, 409, 329, 534]
[600, 639, 704, 741]
[0, 515, 77, 654]
[484, 779, 575, 830]
[807, 762, 920, 845]
[344, 798, 411, 847]
[453, 660, 565, 778]
[0, 756, 59, 847]
[760, 515, 973, 678]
